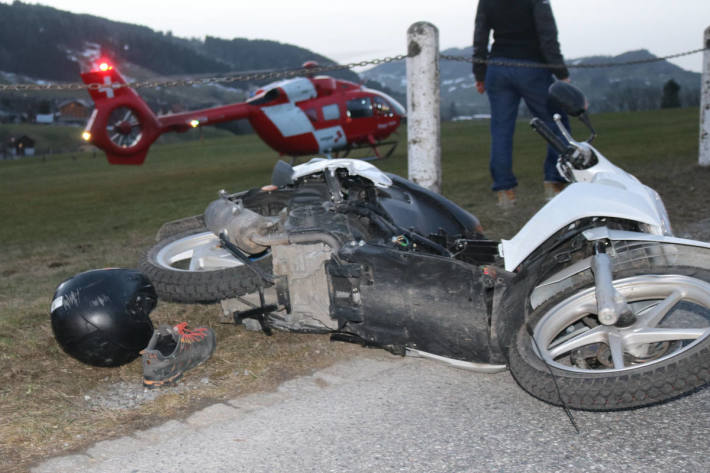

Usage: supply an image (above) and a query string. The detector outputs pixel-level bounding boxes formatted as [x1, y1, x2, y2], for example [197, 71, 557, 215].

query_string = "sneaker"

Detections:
[141, 322, 216, 388]
[544, 181, 567, 201]
[496, 189, 516, 209]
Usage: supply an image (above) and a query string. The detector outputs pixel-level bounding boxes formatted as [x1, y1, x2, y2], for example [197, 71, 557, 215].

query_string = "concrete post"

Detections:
[406, 22, 441, 193]
[700, 26, 710, 166]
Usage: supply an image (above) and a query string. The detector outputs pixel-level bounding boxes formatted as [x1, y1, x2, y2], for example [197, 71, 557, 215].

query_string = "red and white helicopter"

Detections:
[80, 60, 405, 165]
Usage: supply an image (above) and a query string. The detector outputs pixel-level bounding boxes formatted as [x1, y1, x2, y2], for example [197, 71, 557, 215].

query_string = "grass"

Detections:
[0, 121, 235, 156]
[1, 107, 708, 471]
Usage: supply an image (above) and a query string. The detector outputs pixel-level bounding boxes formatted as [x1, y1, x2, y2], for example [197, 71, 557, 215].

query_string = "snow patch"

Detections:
[65, 42, 102, 70]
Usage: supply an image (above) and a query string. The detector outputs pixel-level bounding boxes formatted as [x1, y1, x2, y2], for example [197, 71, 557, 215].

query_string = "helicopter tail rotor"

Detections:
[81, 61, 162, 165]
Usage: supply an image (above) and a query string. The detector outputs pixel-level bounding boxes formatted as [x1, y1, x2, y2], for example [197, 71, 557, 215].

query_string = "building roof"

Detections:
[58, 99, 91, 109]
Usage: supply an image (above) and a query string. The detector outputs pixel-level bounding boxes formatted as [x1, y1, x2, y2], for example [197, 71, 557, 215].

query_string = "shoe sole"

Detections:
[143, 371, 183, 389]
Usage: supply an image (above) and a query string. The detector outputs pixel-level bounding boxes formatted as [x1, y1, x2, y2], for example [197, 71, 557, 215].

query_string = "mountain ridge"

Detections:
[363, 46, 702, 116]
[0, 2, 701, 117]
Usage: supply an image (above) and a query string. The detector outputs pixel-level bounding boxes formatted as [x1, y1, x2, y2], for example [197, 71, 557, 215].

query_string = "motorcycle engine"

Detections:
[212, 183, 365, 333]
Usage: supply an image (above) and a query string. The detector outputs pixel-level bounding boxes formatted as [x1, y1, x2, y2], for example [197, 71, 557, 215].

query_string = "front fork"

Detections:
[591, 241, 634, 326]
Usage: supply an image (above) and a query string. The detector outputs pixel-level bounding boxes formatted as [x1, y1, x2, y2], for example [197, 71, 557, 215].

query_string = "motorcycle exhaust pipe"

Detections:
[204, 193, 278, 254]
[205, 192, 344, 253]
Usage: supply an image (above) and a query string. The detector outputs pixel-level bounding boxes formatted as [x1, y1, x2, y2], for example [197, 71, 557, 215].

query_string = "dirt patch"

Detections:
[642, 164, 710, 240]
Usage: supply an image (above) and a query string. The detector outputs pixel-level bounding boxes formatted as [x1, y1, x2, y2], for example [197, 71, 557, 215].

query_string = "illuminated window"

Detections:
[373, 96, 394, 117]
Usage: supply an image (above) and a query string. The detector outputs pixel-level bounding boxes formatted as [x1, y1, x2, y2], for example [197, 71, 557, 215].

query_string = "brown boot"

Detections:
[543, 181, 567, 201]
[497, 189, 516, 209]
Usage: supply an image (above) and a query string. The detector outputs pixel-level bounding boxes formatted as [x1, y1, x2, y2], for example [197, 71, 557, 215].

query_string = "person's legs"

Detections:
[486, 64, 520, 192]
[517, 69, 568, 183]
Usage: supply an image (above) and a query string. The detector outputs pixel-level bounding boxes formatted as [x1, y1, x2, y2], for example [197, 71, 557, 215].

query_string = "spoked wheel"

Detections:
[140, 229, 271, 303]
[107, 106, 143, 148]
[510, 265, 710, 410]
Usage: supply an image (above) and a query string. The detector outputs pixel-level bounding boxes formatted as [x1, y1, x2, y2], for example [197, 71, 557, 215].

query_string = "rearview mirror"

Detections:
[548, 81, 587, 117]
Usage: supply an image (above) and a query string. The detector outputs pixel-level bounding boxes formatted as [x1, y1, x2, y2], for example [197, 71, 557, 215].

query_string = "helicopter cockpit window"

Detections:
[346, 98, 373, 119]
[373, 96, 395, 117]
[322, 104, 340, 121]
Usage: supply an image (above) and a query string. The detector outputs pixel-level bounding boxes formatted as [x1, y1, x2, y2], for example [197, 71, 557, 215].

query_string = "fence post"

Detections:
[406, 22, 441, 193]
[701, 26, 710, 166]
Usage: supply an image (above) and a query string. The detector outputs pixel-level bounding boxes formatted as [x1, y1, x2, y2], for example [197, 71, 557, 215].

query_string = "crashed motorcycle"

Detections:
[140, 83, 710, 410]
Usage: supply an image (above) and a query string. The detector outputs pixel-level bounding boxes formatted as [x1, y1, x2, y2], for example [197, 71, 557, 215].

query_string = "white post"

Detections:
[406, 22, 441, 193]
[701, 26, 710, 166]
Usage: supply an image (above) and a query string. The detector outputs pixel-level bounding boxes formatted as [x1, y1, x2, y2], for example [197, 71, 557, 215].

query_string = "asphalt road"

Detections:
[34, 352, 710, 473]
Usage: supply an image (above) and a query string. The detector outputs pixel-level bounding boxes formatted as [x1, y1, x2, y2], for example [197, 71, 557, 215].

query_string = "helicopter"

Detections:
[80, 60, 406, 165]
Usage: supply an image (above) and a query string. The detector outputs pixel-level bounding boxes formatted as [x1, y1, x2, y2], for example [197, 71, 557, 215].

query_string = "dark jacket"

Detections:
[472, 0, 569, 81]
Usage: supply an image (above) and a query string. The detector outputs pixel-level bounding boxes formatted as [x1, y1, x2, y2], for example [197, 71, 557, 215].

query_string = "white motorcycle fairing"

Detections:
[499, 143, 673, 272]
[291, 158, 393, 188]
[500, 182, 667, 271]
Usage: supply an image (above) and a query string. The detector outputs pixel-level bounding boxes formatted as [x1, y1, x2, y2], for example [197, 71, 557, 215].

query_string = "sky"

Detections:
[9, 0, 710, 72]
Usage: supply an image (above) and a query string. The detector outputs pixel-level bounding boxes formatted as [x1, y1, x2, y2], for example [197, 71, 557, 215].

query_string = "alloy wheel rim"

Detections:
[533, 274, 710, 373]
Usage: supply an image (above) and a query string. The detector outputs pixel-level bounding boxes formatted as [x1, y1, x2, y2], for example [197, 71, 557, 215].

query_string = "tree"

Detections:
[38, 100, 51, 114]
[661, 79, 681, 109]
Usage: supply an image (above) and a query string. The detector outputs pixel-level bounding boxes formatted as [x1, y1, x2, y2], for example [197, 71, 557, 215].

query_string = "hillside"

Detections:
[363, 46, 702, 116]
[0, 2, 701, 121]
[0, 2, 359, 80]
[0, 1, 359, 113]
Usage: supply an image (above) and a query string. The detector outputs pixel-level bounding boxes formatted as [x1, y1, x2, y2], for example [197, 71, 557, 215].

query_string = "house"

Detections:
[7, 135, 36, 157]
[58, 99, 91, 123]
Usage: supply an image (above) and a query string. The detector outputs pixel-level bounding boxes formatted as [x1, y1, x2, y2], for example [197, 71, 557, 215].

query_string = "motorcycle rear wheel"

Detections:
[510, 264, 710, 410]
[140, 229, 270, 303]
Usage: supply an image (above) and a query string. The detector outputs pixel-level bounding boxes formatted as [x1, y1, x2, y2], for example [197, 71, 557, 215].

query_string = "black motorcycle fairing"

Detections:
[379, 174, 484, 240]
[327, 243, 496, 362]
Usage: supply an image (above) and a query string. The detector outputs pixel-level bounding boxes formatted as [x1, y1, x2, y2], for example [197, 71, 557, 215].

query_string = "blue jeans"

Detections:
[485, 59, 568, 191]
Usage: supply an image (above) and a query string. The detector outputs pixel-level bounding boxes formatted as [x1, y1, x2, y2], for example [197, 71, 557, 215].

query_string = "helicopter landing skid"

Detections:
[338, 140, 399, 161]
[288, 140, 399, 164]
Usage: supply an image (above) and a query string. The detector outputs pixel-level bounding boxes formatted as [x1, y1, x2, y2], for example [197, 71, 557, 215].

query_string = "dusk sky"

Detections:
[9, 0, 710, 72]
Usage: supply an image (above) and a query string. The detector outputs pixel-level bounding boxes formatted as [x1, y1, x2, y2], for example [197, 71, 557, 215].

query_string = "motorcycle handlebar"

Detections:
[529, 117, 570, 155]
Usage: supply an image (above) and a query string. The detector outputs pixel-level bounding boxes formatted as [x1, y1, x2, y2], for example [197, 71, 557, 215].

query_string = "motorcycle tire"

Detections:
[509, 263, 710, 410]
[154, 214, 205, 242]
[140, 229, 271, 303]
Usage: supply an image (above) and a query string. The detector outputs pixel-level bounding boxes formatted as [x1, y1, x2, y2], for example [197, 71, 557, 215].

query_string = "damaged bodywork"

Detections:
[157, 158, 507, 366]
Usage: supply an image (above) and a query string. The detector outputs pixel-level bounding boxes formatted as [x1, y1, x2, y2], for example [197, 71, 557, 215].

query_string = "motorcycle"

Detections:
[139, 82, 710, 410]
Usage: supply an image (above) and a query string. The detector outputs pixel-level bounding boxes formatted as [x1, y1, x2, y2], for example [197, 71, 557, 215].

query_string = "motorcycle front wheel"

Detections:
[510, 264, 710, 410]
[140, 229, 271, 303]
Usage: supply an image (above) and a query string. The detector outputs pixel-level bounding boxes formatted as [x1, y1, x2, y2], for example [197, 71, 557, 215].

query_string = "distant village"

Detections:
[1, 99, 92, 159]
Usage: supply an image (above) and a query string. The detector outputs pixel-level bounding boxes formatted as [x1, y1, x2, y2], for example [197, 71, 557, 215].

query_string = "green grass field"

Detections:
[0, 121, 236, 155]
[1, 107, 708, 470]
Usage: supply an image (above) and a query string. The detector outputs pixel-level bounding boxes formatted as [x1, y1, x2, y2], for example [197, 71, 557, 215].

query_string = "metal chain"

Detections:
[442, 47, 709, 70]
[1, 47, 706, 92]
[0, 55, 407, 92]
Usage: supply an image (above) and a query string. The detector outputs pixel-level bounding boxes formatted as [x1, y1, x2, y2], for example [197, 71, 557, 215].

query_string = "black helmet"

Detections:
[50, 268, 157, 367]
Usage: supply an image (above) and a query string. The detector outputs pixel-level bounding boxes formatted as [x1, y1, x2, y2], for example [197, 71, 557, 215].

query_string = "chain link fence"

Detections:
[0, 47, 707, 93]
